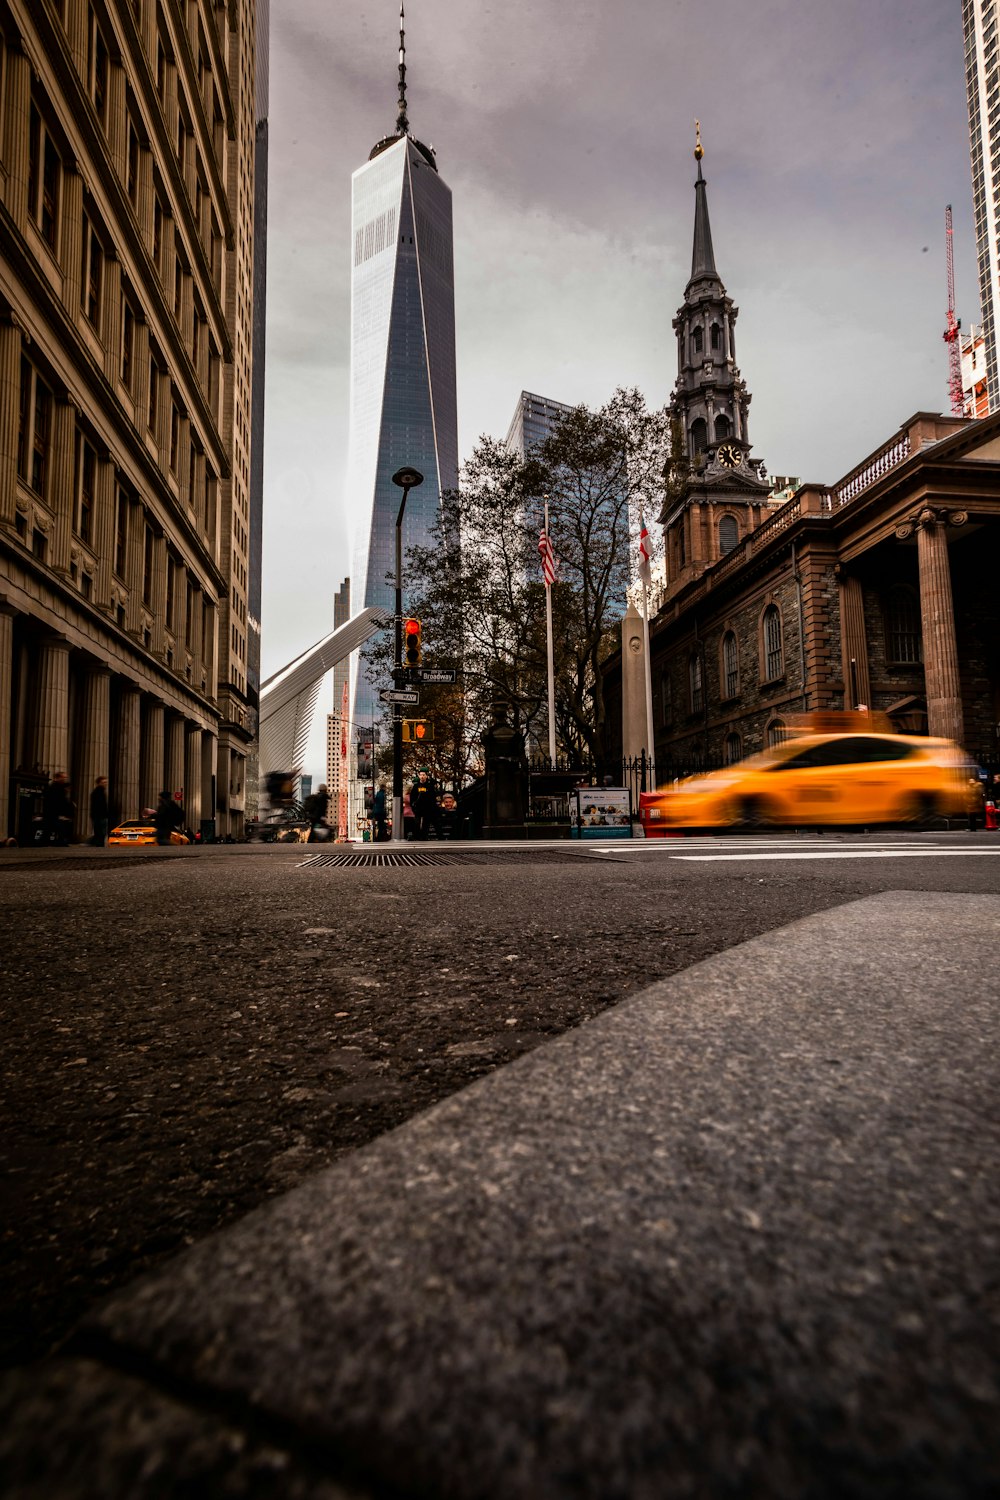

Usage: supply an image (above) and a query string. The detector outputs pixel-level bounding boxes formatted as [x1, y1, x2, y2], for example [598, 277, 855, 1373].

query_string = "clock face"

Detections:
[717, 442, 741, 469]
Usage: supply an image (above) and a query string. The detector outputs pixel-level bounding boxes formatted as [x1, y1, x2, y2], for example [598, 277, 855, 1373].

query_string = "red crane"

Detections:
[943, 205, 965, 417]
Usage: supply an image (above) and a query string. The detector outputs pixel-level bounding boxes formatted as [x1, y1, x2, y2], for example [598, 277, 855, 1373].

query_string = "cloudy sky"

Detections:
[260, 0, 977, 776]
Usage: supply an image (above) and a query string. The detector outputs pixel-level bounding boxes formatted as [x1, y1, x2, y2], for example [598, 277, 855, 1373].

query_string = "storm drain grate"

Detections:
[298, 850, 453, 869]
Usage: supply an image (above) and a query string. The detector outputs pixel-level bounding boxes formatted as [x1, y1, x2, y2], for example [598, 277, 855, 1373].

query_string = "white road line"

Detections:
[669, 849, 1000, 862]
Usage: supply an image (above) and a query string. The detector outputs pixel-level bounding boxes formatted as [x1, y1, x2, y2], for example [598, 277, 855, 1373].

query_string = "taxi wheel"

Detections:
[899, 792, 936, 825]
[739, 797, 773, 830]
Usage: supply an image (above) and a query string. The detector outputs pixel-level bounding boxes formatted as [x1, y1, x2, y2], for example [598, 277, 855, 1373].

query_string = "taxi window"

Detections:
[851, 737, 917, 763]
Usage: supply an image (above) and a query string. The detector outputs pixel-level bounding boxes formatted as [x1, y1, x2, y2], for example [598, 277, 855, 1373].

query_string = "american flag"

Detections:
[637, 517, 652, 587]
[538, 528, 557, 587]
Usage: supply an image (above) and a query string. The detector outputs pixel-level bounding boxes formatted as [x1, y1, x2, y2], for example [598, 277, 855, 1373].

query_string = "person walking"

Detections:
[409, 769, 439, 840]
[42, 772, 73, 845]
[154, 790, 181, 846]
[371, 782, 388, 842]
[90, 776, 109, 846]
[304, 783, 330, 842]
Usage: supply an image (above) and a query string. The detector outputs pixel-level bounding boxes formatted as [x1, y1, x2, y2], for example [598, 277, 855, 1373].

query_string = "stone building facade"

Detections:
[605, 411, 1000, 774]
[0, 0, 256, 842]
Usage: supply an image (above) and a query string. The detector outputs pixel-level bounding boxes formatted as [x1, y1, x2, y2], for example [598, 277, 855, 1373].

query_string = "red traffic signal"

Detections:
[404, 617, 422, 667]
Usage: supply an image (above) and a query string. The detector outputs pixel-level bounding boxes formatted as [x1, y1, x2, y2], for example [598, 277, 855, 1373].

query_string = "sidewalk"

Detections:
[3, 890, 998, 1498]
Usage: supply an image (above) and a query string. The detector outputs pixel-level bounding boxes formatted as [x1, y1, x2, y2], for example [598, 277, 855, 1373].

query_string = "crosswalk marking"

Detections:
[669, 849, 1000, 862]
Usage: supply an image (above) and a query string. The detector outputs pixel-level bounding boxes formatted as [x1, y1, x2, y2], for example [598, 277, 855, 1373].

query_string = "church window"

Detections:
[689, 652, 704, 715]
[690, 417, 707, 455]
[719, 514, 738, 554]
[885, 586, 921, 664]
[715, 414, 731, 442]
[722, 631, 739, 698]
[678, 516, 687, 567]
[711, 323, 722, 351]
[762, 604, 783, 680]
[693, 326, 704, 355]
[724, 732, 742, 765]
[766, 718, 786, 748]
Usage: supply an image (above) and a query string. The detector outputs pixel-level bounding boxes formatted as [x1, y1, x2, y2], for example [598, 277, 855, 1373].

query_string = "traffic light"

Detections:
[402, 719, 434, 743]
[403, 617, 421, 668]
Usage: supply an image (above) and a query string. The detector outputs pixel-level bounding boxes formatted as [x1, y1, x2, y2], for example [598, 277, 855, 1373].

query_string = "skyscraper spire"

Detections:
[396, 3, 408, 136]
[690, 120, 719, 286]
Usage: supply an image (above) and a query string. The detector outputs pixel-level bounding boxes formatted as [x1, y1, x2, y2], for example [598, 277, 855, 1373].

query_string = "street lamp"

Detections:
[391, 466, 424, 842]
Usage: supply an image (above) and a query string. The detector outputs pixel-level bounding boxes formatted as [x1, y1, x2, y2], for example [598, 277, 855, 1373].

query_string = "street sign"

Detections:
[380, 688, 420, 705]
[405, 668, 458, 685]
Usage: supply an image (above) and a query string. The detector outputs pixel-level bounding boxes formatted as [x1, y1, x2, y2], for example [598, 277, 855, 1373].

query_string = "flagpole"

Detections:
[642, 577, 655, 790]
[544, 496, 556, 766]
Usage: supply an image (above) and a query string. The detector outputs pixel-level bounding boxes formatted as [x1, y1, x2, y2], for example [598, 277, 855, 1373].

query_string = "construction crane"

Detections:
[943, 205, 965, 417]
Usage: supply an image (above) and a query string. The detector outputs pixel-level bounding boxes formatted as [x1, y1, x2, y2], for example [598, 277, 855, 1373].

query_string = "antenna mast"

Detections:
[943, 205, 965, 416]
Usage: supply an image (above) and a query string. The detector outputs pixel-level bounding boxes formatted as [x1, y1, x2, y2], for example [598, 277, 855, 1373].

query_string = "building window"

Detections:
[80, 211, 104, 327]
[722, 631, 739, 698]
[693, 326, 704, 355]
[121, 300, 134, 388]
[724, 732, 742, 765]
[169, 400, 179, 470]
[885, 586, 922, 664]
[153, 194, 163, 268]
[689, 652, 704, 716]
[156, 37, 167, 107]
[165, 552, 176, 630]
[715, 414, 731, 442]
[87, 7, 109, 127]
[719, 514, 739, 554]
[690, 417, 707, 456]
[126, 118, 140, 207]
[74, 431, 96, 543]
[174, 256, 183, 318]
[17, 358, 53, 496]
[766, 718, 786, 748]
[142, 522, 154, 606]
[28, 102, 61, 251]
[205, 466, 217, 538]
[711, 322, 722, 351]
[32, 527, 48, 560]
[762, 604, 783, 680]
[114, 486, 128, 577]
[147, 356, 159, 431]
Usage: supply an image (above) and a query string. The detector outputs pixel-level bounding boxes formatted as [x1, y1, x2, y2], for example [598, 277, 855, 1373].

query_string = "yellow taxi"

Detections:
[640, 721, 978, 835]
[108, 819, 190, 846]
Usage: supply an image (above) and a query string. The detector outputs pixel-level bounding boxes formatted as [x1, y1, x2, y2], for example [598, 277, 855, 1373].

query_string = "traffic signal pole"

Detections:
[390, 467, 423, 843]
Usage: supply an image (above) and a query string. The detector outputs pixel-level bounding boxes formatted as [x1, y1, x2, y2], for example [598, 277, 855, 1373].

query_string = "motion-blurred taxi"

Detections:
[640, 728, 977, 834]
[108, 819, 190, 846]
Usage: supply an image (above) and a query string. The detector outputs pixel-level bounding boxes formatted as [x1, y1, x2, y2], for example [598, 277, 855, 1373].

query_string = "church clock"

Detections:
[717, 442, 742, 469]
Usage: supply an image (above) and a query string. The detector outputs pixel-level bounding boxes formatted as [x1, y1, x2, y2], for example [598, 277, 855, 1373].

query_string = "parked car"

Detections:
[639, 732, 978, 835]
[108, 819, 190, 846]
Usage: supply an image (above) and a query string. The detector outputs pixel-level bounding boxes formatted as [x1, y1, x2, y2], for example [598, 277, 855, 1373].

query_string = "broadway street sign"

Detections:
[406, 668, 458, 685]
[379, 688, 420, 705]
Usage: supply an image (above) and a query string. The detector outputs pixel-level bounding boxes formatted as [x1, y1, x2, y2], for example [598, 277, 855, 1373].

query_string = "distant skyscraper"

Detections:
[347, 6, 458, 727]
[504, 391, 574, 457]
[964, 0, 1000, 411]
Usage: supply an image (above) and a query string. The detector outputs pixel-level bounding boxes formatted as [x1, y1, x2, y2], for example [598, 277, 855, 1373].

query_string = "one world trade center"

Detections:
[347, 6, 458, 731]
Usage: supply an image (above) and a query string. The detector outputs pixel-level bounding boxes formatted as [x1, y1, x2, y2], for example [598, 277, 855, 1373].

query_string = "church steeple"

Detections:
[689, 122, 719, 286]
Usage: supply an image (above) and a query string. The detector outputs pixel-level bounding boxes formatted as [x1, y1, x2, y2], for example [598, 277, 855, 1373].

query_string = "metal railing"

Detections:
[834, 429, 911, 507]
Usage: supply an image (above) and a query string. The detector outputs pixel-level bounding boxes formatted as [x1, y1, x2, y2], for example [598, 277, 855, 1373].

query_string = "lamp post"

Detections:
[391, 466, 424, 842]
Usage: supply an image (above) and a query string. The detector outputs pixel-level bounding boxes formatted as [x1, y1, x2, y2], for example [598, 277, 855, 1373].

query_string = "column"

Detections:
[165, 712, 184, 804]
[64, 0, 89, 77]
[49, 400, 77, 576]
[92, 454, 116, 611]
[34, 635, 71, 777]
[114, 683, 141, 823]
[0, 318, 23, 525]
[106, 63, 127, 181]
[137, 140, 154, 245]
[140, 698, 164, 810]
[0, 605, 14, 841]
[74, 664, 110, 841]
[102, 257, 123, 388]
[60, 169, 84, 319]
[916, 511, 965, 744]
[149, 531, 167, 657]
[185, 723, 202, 829]
[838, 573, 871, 710]
[133, 319, 150, 438]
[3, 47, 31, 233]
[201, 728, 217, 829]
[190, 582, 203, 686]
[178, 414, 192, 508]
[126, 499, 145, 634]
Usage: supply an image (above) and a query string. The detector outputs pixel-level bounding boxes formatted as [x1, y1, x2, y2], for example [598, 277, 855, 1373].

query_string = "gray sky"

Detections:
[261, 0, 977, 777]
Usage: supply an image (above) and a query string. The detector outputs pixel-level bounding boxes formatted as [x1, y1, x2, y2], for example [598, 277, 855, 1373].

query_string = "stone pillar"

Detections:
[202, 598, 216, 696]
[4, 47, 31, 233]
[178, 415, 192, 508]
[34, 635, 71, 777]
[126, 497, 145, 634]
[182, 724, 201, 829]
[93, 452, 116, 610]
[114, 682, 141, 823]
[60, 170, 85, 318]
[621, 602, 652, 775]
[0, 318, 24, 525]
[136, 141, 154, 244]
[165, 713, 185, 805]
[64, 0, 89, 76]
[914, 509, 965, 744]
[106, 63, 127, 180]
[74, 664, 110, 841]
[189, 581, 203, 683]
[102, 258, 123, 388]
[140, 698, 164, 810]
[49, 400, 77, 576]
[201, 729, 217, 828]
[0, 605, 14, 841]
[838, 573, 871, 710]
[149, 530, 167, 657]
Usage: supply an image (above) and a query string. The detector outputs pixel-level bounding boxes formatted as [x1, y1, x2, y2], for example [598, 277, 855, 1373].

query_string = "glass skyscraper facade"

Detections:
[348, 132, 458, 728]
[504, 391, 575, 458]
[964, 0, 1000, 412]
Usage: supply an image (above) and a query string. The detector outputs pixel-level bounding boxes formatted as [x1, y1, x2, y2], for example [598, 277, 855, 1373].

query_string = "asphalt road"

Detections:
[2, 828, 998, 1370]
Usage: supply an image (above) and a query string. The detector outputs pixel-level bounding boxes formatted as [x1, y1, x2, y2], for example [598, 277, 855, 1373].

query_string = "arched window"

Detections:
[711, 322, 722, 351]
[724, 732, 742, 765]
[689, 652, 704, 715]
[885, 586, 922, 664]
[719, 514, 739, 554]
[693, 326, 704, 355]
[762, 604, 783, 680]
[722, 630, 739, 698]
[766, 718, 786, 748]
[690, 417, 707, 455]
[714, 414, 731, 442]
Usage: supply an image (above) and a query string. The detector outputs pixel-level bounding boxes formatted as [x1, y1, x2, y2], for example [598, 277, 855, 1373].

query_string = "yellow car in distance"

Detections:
[639, 730, 978, 835]
[108, 819, 190, 846]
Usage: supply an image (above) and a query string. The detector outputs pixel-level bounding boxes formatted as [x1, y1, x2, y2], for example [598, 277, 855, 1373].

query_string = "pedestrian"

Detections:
[90, 776, 109, 846]
[372, 782, 388, 842]
[153, 790, 182, 845]
[304, 783, 330, 842]
[409, 769, 439, 840]
[42, 772, 73, 846]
